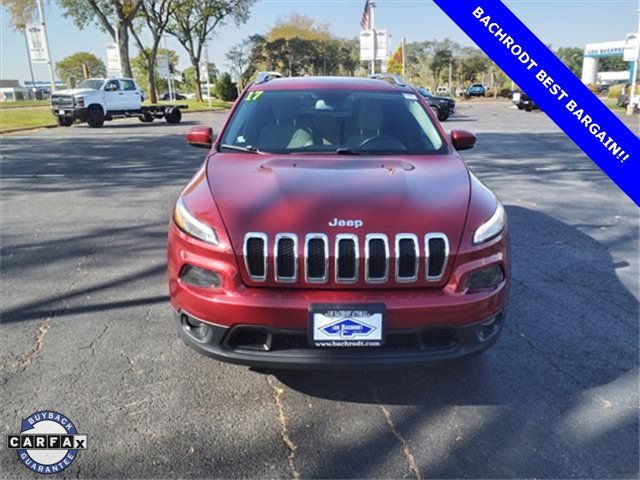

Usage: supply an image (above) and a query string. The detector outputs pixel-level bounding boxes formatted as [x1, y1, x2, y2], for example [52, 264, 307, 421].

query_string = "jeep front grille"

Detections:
[243, 232, 449, 285]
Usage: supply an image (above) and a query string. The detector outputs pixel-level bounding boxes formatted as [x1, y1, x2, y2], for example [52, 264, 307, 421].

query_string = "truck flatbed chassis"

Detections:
[52, 104, 188, 127]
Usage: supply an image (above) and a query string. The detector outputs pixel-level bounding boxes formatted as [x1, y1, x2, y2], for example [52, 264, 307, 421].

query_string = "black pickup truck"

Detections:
[416, 87, 456, 121]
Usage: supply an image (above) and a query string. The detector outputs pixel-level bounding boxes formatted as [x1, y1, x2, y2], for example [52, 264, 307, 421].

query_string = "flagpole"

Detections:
[401, 35, 405, 81]
[370, 1, 375, 75]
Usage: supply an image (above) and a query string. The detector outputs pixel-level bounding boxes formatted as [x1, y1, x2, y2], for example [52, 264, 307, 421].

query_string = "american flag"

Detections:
[360, 0, 372, 30]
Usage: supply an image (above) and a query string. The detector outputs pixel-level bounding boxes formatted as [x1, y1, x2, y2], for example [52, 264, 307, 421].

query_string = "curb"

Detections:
[0, 124, 58, 135]
[0, 108, 231, 135]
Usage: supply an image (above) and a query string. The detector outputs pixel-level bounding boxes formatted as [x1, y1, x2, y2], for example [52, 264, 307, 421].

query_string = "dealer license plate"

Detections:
[309, 304, 385, 347]
[58, 109, 65, 115]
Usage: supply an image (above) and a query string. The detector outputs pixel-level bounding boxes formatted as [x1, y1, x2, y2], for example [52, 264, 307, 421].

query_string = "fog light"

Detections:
[181, 313, 209, 339]
[179, 265, 221, 287]
[477, 313, 503, 341]
[467, 264, 504, 291]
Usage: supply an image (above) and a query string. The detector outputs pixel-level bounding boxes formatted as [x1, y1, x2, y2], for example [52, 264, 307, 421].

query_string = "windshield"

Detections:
[77, 79, 105, 90]
[219, 89, 445, 155]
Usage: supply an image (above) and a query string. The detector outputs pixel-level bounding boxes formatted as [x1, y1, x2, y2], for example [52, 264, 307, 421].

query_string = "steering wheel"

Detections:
[358, 135, 406, 151]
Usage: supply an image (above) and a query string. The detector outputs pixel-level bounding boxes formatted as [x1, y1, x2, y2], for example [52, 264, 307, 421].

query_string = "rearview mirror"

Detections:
[185, 126, 213, 149]
[450, 130, 476, 151]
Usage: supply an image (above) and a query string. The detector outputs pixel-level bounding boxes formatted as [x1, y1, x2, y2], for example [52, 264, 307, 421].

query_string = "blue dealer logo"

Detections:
[6, 411, 87, 474]
[320, 318, 376, 338]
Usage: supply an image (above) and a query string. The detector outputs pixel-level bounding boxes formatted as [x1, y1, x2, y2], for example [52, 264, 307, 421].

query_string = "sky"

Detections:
[1, 0, 639, 83]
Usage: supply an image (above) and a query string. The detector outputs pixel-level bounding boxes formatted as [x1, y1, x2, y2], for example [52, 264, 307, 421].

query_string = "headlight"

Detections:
[74, 96, 85, 107]
[173, 197, 219, 245]
[473, 202, 505, 245]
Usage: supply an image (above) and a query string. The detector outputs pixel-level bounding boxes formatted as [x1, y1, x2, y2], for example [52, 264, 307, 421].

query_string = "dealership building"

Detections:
[581, 39, 637, 84]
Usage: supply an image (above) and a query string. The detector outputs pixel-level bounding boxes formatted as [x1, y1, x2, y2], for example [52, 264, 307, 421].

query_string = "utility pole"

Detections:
[204, 44, 212, 108]
[35, 0, 56, 93]
[627, 0, 640, 115]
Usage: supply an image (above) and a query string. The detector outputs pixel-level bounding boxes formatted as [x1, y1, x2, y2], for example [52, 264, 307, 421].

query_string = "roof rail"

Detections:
[368, 73, 406, 87]
[255, 71, 283, 84]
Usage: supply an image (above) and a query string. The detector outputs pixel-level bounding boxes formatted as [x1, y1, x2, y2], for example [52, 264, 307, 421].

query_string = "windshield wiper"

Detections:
[219, 144, 263, 154]
[335, 148, 362, 155]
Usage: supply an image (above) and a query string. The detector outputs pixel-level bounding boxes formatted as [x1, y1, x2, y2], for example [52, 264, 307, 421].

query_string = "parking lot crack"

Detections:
[88, 324, 109, 356]
[506, 327, 588, 388]
[266, 376, 300, 480]
[1, 322, 50, 371]
[369, 380, 421, 479]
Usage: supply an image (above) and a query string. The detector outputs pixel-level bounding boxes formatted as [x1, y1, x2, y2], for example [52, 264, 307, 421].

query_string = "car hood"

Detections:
[207, 152, 470, 267]
[53, 88, 97, 96]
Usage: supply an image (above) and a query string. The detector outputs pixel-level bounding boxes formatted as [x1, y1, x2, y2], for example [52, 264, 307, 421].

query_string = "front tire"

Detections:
[438, 110, 449, 122]
[56, 116, 73, 127]
[87, 106, 104, 128]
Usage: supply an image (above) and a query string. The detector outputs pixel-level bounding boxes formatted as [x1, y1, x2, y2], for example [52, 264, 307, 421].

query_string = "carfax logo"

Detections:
[6, 411, 87, 474]
[320, 317, 376, 338]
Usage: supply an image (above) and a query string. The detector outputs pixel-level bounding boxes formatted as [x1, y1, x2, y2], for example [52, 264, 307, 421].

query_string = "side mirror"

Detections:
[451, 130, 476, 151]
[105, 84, 117, 92]
[185, 126, 213, 149]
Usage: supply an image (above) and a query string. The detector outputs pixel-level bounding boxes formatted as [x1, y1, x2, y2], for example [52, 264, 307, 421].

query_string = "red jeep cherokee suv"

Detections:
[167, 74, 509, 368]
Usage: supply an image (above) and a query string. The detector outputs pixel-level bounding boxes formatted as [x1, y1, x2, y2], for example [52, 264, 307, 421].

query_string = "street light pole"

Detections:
[627, 0, 640, 115]
[35, 0, 56, 93]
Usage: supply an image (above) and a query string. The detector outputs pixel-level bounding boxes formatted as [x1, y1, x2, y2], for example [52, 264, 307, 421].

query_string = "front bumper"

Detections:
[176, 309, 505, 369]
[51, 107, 87, 121]
[168, 220, 510, 368]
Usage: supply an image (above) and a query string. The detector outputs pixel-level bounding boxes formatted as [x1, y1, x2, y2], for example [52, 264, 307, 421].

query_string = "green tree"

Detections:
[1, 0, 37, 29]
[458, 54, 488, 87]
[131, 48, 178, 97]
[166, 0, 255, 101]
[337, 37, 360, 76]
[213, 73, 237, 101]
[555, 47, 583, 77]
[129, 0, 174, 103]
[55, 52, 106, 86]
[58, 0, 143, 78]
[430, 49, 453, 90]
[225, 38, 253, 92]
[267, 12, 331, 42]
[181, 64, 218, 95]
[600, 56, 628, 72]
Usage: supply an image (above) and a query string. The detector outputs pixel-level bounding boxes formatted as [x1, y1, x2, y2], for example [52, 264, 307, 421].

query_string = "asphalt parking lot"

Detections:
[1, 103, 638, 479]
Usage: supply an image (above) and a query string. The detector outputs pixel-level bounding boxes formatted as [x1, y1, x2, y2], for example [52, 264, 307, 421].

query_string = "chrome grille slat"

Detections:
[274, 233, 298, 283]
[335, 234, 359, 283]
[243, 232, 268, 281]
[304, 233, 329, 283]
[365, 234, 389, 283]
[395, 234, 419, 282]
[425, 233, 449, 281]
